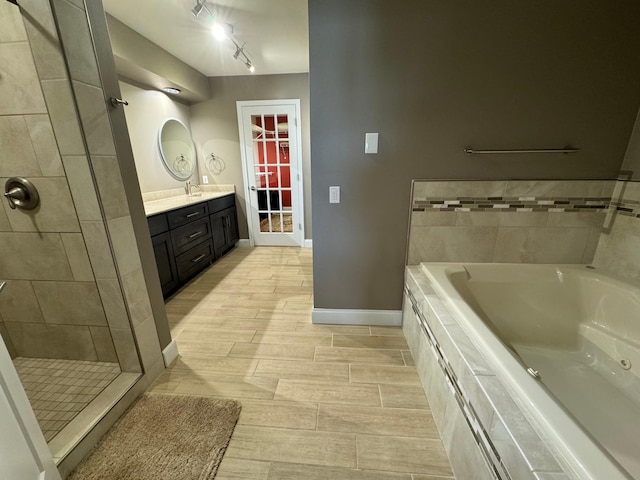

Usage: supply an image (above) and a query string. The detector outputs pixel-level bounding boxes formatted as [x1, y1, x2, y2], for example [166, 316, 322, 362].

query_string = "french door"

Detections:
[237, 100, 304, 246]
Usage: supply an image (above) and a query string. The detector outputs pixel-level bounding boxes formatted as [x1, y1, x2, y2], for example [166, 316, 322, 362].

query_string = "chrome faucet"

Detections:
[186, 181, 201, 197]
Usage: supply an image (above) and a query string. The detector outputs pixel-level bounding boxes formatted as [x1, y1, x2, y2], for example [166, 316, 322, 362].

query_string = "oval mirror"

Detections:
[158, 118, 196, 180]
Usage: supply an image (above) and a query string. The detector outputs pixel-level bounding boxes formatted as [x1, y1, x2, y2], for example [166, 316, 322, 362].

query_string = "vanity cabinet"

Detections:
[209, 195, 239, 258]
[147, 193, 239, 298]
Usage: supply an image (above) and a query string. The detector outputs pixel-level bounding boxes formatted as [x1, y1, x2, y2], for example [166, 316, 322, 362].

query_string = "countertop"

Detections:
[144, 191, 234, 217]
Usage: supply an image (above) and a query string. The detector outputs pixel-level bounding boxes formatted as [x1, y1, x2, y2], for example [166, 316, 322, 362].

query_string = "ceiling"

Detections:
[102, 0, 309, 77]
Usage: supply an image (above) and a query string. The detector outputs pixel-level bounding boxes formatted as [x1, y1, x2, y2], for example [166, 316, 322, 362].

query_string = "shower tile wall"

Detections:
[408, 180, 615, 265]
[593, 180, 640, 281]
[0, 0, 115, 363]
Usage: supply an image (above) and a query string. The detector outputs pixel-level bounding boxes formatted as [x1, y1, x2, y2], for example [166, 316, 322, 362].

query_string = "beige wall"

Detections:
[119, 80, 198, 193]
[189, 74, 311, 239]
[309, 0, 640, 311]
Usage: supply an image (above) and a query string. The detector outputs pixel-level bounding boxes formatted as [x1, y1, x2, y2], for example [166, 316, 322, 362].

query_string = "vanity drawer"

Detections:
[170, 217, 212, 255]
[175, 240, 214, 282]
[148, 213, 169, 236]
[167, 203, 209, 229]
[208, 194, 235, 214]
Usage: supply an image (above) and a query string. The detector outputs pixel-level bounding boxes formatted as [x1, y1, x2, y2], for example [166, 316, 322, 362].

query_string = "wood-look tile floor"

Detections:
[149, 247, 454, 480]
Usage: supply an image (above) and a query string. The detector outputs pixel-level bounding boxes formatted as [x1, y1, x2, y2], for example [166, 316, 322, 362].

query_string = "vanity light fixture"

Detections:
[162, 87, 181, 95]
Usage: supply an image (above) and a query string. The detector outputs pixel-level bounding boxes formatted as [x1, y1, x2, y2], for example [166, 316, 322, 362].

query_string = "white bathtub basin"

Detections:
[421, 263, 640, 480]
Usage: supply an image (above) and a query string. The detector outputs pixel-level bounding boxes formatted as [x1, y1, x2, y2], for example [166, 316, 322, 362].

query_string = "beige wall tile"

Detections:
[61, 233, 94, 281]
[20, 0, 67, 80]
[0, 43, 47, 115]
[314, 346, 405, 365]
[106, 216, 141, 276]
[0, 232, 73, 280]
[238, 400, 318, 430]
[91, 155, 129, 220]
[224, 425, 356, 468]
[0, 280, 44, 323]
[582, 227, 601, 264]
[0, 323, 17, 358]
[52, 0, 101, 87]
[132, 314, 162, 369]
[0, 204, 10, 231]
[408, 226, 498, 264]
[379, 384, 430, 410]
[413, 181, 506, 199]
[275, 379, 381, 406]
[89, 326, 117, 362]
[121, 268, 152, 327]
[0, 1, 28, 42]
[72, 81, 116, 156]
[318, 404, 438, 438]
[267, 463, 412, 480]
[356, 434, 452, 475]
[62, 156, 102, 221]
[332, 335, 408, 350]
[110, 327, 142, 373]
[3, 177, 80, 233]
[254, 359, 349, 382]
[24, 114, 64, 176]
[546, 211, 606, 228]
[41, 80, 85, 155]
[594, 214, 640, 282]
[32, 281, 107, 326]
[215, 458, 271, 480]
[96, 278, 130, 330]
[410, 211, 457, 227]
[80, 221, 117, 279]
[493, 227, 590, 263]
[504, 180, 612, 198]
[350, 365, 421, 386]
[0, 116, 40, 176]
[229, 343, 315, 361]
[6, 322, 97, 360]
[455, 211, 548, 227]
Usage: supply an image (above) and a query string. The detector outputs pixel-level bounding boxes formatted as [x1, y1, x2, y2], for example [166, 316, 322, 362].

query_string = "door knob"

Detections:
[250, 186, 257, 191]
[4, 177, 40, 210]
[109, 97, 129, 108]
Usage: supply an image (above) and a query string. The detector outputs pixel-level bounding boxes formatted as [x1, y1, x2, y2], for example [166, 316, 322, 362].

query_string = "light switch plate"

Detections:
[365, 133, 379, 154]
[202, 175, 209, 184]
[329, 186, 340, 204]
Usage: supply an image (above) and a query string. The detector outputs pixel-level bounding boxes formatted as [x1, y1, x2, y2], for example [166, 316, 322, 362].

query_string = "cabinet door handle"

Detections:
[191, 254, 206, 263]
[188, 231, 202, 239]
[186, 211, 200, 218]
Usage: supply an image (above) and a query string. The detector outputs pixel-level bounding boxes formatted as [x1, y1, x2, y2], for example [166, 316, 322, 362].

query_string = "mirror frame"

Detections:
[158, 117, 196, 180]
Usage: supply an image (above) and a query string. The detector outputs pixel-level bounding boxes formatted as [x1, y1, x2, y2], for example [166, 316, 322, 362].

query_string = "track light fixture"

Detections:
[230, 39, 255, 73]
[190, 1, 255, 73]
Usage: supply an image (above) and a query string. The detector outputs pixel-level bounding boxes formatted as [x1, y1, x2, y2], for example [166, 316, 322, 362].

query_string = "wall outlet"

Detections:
[329, 186, 340, 204]
[202, 175, 209, 184]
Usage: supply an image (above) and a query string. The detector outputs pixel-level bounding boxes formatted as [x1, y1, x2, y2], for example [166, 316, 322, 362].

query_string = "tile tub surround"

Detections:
[402, 266, 573, 480]
[408, 180, 615, 265]
[594, 180, 640, 282]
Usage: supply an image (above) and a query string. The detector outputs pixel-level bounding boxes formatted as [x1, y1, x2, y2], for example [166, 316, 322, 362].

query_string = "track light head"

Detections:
[192, 1, 204, 17]
[246, 61, 255, 73]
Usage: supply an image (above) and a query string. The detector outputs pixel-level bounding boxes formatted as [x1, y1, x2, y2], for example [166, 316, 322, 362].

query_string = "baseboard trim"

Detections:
[304, 239, 312, 248]
[312, 308, 402, 326]
[162, 340, 179, 367]
[237, 239, 251, 247]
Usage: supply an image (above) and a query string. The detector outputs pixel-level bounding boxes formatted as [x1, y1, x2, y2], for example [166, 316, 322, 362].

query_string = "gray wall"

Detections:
[309, 0, 640, 311]
[189, 73, 311, 240]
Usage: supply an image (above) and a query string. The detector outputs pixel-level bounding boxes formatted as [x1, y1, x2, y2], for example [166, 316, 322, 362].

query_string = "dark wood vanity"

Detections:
[147, 193, 239, 298]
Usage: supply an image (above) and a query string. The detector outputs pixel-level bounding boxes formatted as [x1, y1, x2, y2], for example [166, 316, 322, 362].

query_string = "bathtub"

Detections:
[421, 263, 640, 480]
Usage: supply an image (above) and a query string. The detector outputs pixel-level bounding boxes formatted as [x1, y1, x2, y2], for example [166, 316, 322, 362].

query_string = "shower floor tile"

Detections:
[13, 357, 121, 442]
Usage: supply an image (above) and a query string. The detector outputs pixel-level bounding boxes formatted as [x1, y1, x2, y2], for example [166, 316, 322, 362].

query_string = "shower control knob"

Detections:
[4, 177, 40, 211]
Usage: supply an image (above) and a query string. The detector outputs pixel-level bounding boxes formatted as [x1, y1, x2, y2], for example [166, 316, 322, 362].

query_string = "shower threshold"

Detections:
[13, 357, 140, 463]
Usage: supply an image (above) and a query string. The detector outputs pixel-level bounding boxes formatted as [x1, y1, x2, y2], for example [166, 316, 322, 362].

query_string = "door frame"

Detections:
[237, 99, 304, 247]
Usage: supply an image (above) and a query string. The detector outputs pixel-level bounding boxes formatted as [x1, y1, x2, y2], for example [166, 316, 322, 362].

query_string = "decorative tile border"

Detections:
[611, 199, 640, 218]
[412, 196, 611, 213]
